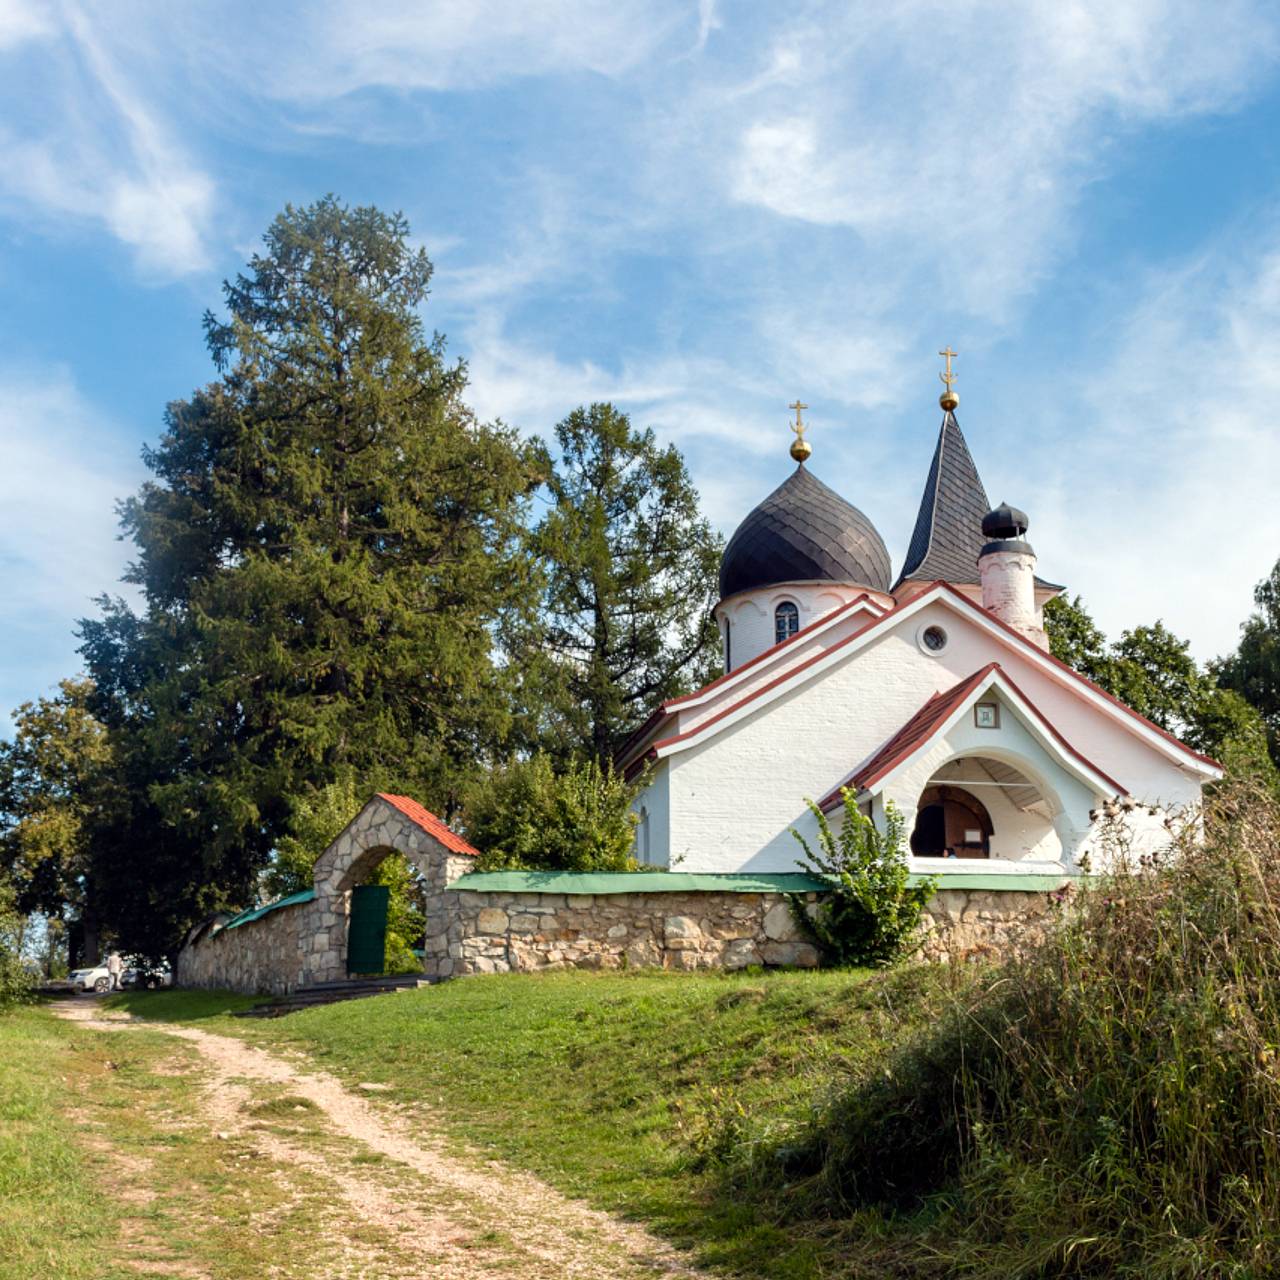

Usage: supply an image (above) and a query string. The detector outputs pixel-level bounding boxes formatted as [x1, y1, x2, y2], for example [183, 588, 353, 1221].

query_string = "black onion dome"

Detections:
[719, 465, 892, 599]
[981, 502, 1029, 540]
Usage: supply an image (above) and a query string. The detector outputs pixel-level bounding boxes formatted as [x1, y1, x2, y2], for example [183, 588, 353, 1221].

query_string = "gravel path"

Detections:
[54, 999, 708, 1280]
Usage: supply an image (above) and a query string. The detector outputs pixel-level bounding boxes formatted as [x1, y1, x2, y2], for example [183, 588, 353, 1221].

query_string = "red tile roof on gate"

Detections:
[816, 662, 1127, 812]
[376, 793, 480, 857]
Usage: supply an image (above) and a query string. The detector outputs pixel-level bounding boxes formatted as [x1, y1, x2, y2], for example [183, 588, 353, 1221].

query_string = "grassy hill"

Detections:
[119, 782, 1280, 1279]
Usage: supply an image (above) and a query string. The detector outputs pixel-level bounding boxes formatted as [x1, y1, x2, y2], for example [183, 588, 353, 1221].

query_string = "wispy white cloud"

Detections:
[1004, 225, 1280, 659]
[0, 0, 51, 49]
[0, 1, 215, 276]
[721, 1, 1279, 319]
[0, 366, 143, 727]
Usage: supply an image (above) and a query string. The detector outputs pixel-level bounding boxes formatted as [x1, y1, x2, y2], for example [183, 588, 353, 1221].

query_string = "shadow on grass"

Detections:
[104, 989, 263, 1021]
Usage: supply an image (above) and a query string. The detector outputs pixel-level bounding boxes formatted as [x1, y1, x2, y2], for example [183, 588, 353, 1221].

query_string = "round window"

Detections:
[920, 624, 948, 654]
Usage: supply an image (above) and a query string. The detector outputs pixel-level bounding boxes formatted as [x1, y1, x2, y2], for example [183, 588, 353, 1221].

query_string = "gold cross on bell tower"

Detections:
[788, 399, 812, 462]
[938, 346, 960, 411]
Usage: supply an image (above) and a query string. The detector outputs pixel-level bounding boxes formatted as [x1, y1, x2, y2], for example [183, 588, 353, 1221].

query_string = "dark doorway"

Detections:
[910, 803, 947, 856]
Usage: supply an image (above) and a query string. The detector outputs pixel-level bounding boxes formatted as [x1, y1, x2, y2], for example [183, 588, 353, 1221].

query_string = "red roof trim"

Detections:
[376, 793, 480, 857]
[648, 579, 1219, 774]
[614, 592, 882, 769]
[816, 663, 1127, 811]
[665, 592, 880, 710]
[926, 581, 1222, 771]
[651, 590, 923, 754]
[817, 665, 997, 809]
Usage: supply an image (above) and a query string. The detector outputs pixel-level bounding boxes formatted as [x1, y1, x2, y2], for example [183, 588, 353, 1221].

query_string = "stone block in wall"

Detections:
[760, 941, 821, 968]
[762, 900, 804, 941]
[723, 938, 762, 969]
[476, 907, 509, 934]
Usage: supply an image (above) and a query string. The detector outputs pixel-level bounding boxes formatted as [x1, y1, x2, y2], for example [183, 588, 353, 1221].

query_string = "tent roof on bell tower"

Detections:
[894, 411, 992, 589]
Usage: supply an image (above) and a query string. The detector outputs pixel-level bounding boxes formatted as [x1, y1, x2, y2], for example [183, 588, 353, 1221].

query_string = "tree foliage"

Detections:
[464, 753, 642, 872]
[77, 197, 542, 956]
[791, 792, 937, 968]
[1045, 594, 1277, 789]
[0, 680, 121, 963]
[0, 873, 32, 1010]
[511, 403, 722, 763]
[1216, 557, 1280, 766]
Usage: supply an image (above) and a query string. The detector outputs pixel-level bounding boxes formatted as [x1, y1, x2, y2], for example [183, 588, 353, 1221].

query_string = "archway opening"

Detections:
[910, 756, 1065, 863]
[343, 848, 428, 977]
[910, 784, 993, 858]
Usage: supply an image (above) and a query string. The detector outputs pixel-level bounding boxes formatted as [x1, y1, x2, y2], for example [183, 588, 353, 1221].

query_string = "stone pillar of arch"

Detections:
[303, 793, 479, 985]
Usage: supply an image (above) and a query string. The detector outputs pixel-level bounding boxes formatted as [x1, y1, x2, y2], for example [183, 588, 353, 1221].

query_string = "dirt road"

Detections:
[54, 1000, 706, 1280]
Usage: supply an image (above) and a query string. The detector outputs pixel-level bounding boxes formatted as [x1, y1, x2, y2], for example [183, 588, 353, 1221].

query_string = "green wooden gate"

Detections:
[347, 884, 389, 976]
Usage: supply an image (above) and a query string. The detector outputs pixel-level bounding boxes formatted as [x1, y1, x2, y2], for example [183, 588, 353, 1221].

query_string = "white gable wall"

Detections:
[654, 598, 1204, 874]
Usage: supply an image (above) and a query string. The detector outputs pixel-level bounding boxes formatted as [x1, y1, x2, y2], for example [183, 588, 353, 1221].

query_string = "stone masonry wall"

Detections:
[176, 900, 313, 996]
[443, 889, 823, 975]
[177, 877, 1062, 996]
[918, 886, 1059, 962]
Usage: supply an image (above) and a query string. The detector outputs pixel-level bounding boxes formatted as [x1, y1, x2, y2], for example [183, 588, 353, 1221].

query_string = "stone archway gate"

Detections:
[307, 793, 480, 985]
[177, 793, 480, 995]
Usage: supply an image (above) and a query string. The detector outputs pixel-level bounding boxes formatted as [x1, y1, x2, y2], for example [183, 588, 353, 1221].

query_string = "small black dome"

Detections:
[981, 502, 1029, 540]
[719, 465, 891, 599]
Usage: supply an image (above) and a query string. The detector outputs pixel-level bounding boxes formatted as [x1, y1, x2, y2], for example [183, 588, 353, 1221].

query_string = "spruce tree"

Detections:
[511, 403, 722, 763]
[79, 198, 541, 951]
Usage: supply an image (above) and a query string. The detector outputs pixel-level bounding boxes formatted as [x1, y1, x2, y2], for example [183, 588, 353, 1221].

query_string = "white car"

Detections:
[68, 964, 114, 993]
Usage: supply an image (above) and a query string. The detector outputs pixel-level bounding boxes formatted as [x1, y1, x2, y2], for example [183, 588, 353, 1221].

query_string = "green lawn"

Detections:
[0, 1006, 121, 1280]
[114, 965, 951, 1277]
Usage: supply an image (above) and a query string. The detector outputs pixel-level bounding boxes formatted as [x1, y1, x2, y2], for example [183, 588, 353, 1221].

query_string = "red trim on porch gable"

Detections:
[815, 663, 1126, 812]
[376, 793, 480, 857]
[925, 581, 1222, 772]
[817, 665, 997, 809]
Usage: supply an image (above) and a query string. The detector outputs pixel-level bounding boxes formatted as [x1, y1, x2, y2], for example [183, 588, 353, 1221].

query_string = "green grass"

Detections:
[0, 1006, 121, 1279]
[116, 965, 952, 1277]
[110, 784, 1280, 1277]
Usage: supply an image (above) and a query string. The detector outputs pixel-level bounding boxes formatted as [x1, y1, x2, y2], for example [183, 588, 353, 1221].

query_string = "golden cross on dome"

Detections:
[788, 399, 812, 462]
[938, 347, 958, 390]
[789, 399, 808, 434]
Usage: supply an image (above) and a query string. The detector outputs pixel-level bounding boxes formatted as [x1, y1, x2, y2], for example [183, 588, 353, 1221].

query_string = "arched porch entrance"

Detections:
[908, 755, 1065, 864]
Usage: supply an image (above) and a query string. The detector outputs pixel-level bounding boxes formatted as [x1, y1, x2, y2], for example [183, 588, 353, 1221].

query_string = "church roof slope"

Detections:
[816, 661, 1126, 811]
[818, 665, 999, 807]
[720, 464, 892, 599]
[895, 411, 991, 588]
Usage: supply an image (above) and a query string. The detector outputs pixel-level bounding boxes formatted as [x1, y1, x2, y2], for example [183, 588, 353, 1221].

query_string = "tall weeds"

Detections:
[765, 782, 1280, 1278]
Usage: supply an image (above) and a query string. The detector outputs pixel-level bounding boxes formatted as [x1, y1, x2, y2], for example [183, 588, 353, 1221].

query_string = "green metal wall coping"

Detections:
[447, 870, 1079, 896]
[447, 871, 828, 895]
[222, 887, 316, 931]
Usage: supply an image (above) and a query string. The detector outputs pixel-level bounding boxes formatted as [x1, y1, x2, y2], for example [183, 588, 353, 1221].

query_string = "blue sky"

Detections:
[3, 0, 1280, 733]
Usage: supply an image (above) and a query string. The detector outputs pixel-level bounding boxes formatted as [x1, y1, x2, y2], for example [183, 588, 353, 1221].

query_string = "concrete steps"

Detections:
[235, 974, 432, 1018]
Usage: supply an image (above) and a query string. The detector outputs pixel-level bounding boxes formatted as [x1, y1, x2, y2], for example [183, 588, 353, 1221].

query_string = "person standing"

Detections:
[106, 951, 124, 991]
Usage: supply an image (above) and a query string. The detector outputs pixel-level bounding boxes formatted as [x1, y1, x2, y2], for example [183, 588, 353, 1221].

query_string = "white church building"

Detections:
[618, 367, 1220, 882]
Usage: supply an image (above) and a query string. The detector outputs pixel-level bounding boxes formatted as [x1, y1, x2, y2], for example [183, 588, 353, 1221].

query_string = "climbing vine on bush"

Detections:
[791, 791, 937, 967]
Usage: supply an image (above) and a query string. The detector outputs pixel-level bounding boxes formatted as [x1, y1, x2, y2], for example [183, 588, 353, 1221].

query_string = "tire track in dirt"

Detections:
[54, 1000, 708, 1280]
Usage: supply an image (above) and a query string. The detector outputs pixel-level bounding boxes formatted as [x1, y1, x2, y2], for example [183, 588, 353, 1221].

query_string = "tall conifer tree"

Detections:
[511, 403, 722, 763]
[80, 198, 540, 951]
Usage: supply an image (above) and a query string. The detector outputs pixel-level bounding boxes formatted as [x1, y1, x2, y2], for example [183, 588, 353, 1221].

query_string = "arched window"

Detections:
[774, 601, 800, 645]
[723, 619, 732, 672]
